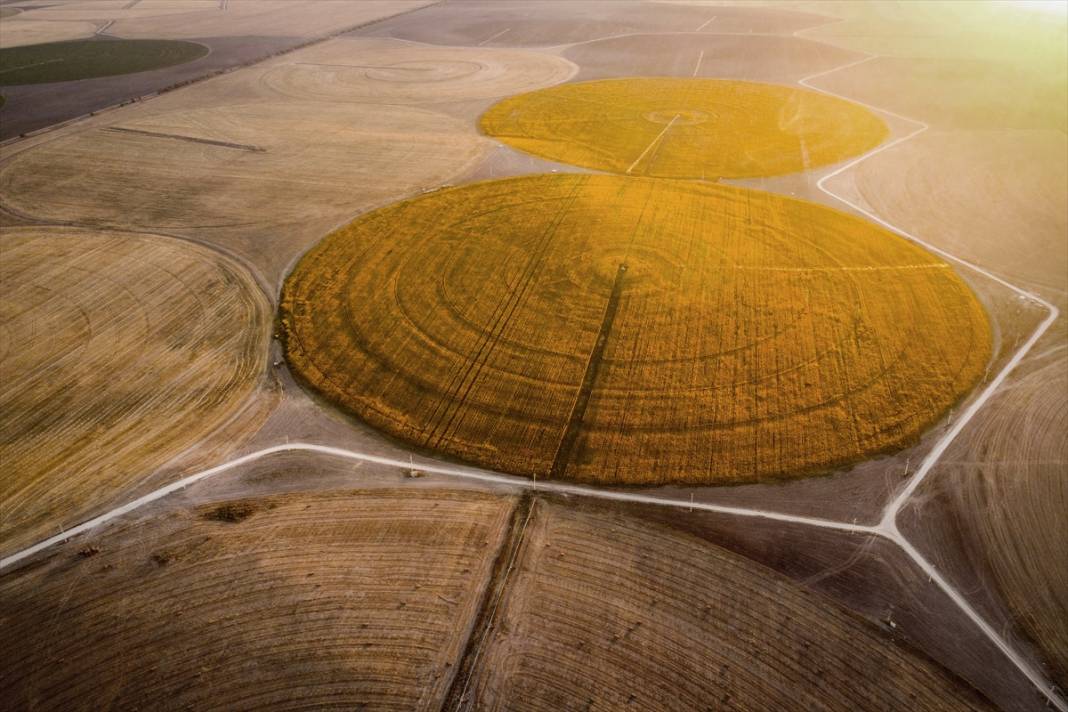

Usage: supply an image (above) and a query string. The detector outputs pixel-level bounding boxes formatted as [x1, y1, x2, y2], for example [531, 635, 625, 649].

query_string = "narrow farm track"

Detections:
[798, 45, 1065, 711]
[468, 500, 991, 711]
[918, 357, 1068, 687]
[1, 9, 1063, 711]
[0, 489, 514, 711]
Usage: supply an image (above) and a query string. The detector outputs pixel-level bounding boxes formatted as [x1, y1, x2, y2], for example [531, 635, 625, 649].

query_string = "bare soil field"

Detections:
[0, 98, 487, 283]
[845, 129, 1068, 296]
[0, 487, 515, 710]
[0, 228, 270, 555]
[282, 173, 990, 486]
[465, 499, 991, 711]
[262, 42, 576, 105]
[0, 1, 436, 138]
[0, 18, 98, 49]
[363, 0, 832, 47]
[565, 32, 865, 83]
[815, 56, 1066, 131]
[903, 348, 1068, 689]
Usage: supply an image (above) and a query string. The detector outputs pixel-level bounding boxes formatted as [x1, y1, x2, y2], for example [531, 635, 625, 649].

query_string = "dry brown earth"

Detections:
[0, 488, 514, 710]
[0, 228, 270, 554]
[565, 33, 864, 83]
[815, 56, 1066, 131]
[261, 43, 576, 104]
[466, 499, 992, 711]
[906, 350, 1068, 689]
[847, 129, 1068, 295]
[0, 97, 488, 281]
[364, 0, 831, 47]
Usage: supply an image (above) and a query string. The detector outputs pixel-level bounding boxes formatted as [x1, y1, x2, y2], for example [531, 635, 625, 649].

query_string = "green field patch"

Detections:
[0, 38, 208, 85]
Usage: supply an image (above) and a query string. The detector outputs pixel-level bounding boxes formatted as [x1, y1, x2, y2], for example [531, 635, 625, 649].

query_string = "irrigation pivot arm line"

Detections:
[1, 24, 1063, 712]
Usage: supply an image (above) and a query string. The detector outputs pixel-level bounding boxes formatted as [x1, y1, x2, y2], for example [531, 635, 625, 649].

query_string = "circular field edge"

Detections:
[279, 174, 992, 487]
[0, 38, 210, 85]
[478, 76, 890, 179]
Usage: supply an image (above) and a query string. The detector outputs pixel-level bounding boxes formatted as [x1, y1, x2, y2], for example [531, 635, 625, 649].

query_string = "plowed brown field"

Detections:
[466, 500, 991, 711]
[0, 488, 514, 710]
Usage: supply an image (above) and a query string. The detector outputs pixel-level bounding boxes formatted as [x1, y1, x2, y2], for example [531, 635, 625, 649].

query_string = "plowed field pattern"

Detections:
[0, 489, 514, 710]
[469, 501, 991, 711]
[281, 174, 991, 485]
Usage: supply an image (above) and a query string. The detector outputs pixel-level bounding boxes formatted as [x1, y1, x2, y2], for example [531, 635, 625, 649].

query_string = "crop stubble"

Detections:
[467, 499, 991, 711]
[0, 228, 269, 554]
[0, 488, 514, 710]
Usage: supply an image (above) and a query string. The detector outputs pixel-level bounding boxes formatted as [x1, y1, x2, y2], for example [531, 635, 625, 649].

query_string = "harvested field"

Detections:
[465, 499, 991, 711]
[909, 353, 1068, 688]
[8, 0, 434, 41]
[814, 56, 1067, 131]
[845, 129, 1068, 294]
[109, 0, 435, 40]
[364, 0, 831, 46]
[565, 33, 866, 84]
[0, 488, 514, 710]
[0, 228, 269, 554]
[0, 1, 438, 138]
[281, 174, 991, 486]
[262, 44, 576, 104]
[0, 38, 209, 85]
[480, 78, 889, 179]
[0, 99, 486, 241]
[0, 19, 97, 50]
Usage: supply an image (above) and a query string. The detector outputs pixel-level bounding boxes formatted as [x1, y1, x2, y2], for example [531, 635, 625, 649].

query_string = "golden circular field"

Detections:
[281, 174, 990, 486]
[480, 78, 889, 178]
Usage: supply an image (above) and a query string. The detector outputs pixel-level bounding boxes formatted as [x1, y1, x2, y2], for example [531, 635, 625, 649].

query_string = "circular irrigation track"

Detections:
[480, 77, 889, 179]
[281, 174, 991, 486]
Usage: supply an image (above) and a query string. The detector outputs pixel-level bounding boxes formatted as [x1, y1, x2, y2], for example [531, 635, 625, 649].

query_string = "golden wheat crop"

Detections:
[281, 174, 990, 486]
[479, 77, 889, 178]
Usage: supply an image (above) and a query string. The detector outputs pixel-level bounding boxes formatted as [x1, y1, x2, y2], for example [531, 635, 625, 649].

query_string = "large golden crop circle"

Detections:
[480, 78, 889, 179]
[281, 174, 990, 486]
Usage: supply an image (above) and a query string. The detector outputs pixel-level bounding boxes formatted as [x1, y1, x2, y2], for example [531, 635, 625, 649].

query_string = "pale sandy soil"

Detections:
[847, 130, 1068, 296]
[0, 488, 515, 710]
[261, 40, 577, 104]
[0, 227, 271, 556]
[363, 0, 831, 47]
[4, 1, 434, 43]
[0, 96, 489, 284]
[0, 19, 98, 49]
[565, 32, 864, 83]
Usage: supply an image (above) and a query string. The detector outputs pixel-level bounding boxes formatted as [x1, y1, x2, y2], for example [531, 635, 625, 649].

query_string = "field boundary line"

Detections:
[3, 15, 1063, 710]
[798, 50, 1064, 711]
[0, 442, 872, 573]
[0, 0, 443, 147]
